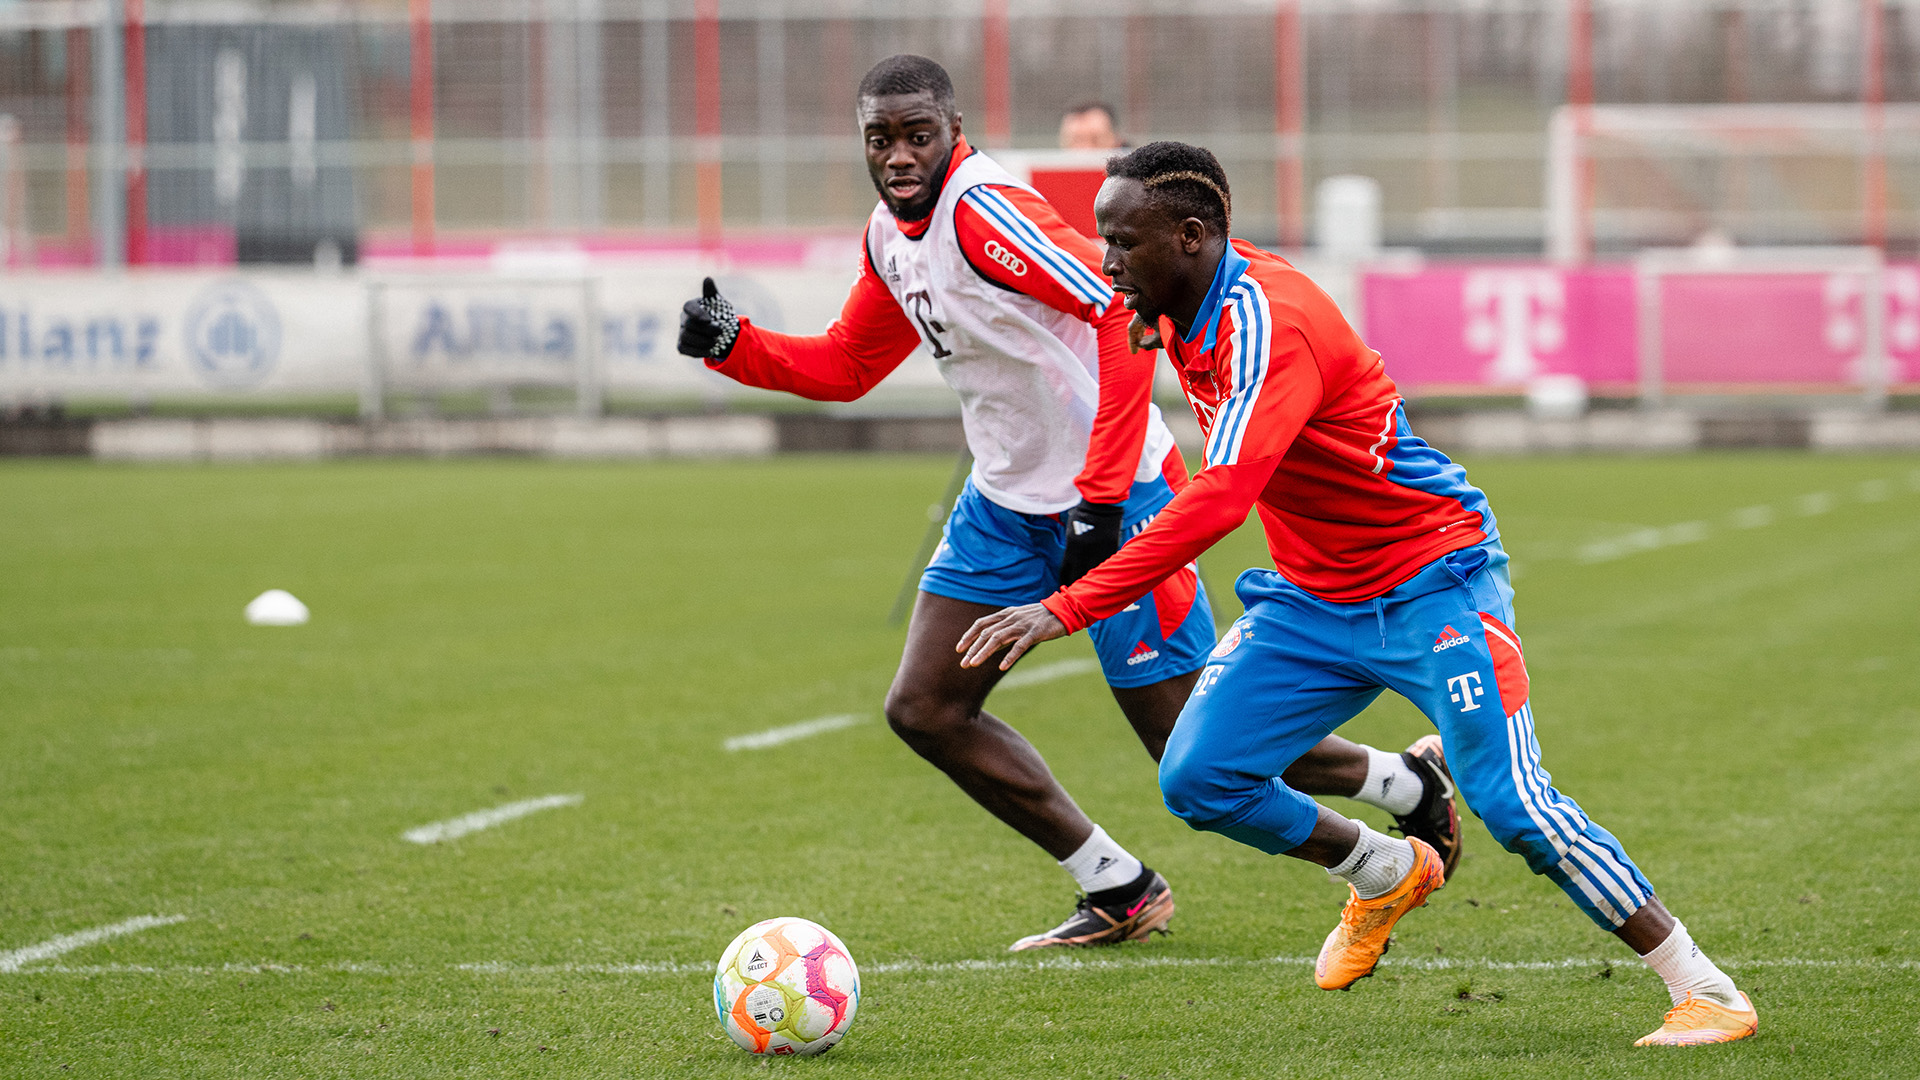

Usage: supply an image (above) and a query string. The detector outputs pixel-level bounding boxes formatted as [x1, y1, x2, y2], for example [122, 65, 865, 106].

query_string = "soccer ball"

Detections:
[713, 916, 860, 1056]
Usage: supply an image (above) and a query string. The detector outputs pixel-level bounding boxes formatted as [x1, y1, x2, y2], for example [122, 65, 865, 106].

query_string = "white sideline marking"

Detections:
[0, 915, 187, 973]
[723, 714, 864, 752]
[1576, 474, 1916, 565]
[402, 794, 584, 844]
[14, 954, 1917, 978]
[997, 658, 1101, 691]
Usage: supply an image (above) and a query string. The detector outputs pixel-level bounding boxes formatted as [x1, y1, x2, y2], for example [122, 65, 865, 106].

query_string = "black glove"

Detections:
[677, 277, 740, 360]
[1059, 500, 1125, 586]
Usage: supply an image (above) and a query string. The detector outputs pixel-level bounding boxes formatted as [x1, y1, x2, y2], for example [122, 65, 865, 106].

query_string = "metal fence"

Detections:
[1, 0, 1917, 267]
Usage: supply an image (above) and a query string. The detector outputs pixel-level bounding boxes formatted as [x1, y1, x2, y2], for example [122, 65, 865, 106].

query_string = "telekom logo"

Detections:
[1824, 268, 1920, 383]
[1462, 270, 1566, 382]
[1446, 671, 1485, 713]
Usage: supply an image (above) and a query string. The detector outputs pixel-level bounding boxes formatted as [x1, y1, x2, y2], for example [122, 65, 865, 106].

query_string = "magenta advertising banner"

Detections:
[1360, 262, 1920, 395]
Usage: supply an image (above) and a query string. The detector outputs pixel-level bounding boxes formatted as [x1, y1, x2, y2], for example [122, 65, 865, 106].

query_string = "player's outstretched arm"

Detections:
[956, 603, 1067, 671]
[1045, 452, 1283, 633]
[676, 270, 920, 403]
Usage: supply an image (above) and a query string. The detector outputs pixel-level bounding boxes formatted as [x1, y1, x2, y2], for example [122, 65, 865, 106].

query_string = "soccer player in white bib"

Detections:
[678, 55, 1462, 950]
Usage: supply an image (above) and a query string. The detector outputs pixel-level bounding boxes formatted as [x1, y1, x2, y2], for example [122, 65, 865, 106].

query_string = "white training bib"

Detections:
[865, 151, 1175, 515]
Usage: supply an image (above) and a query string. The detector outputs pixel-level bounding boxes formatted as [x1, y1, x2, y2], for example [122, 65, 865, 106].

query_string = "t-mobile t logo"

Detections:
[1447, 671, 1486, 712]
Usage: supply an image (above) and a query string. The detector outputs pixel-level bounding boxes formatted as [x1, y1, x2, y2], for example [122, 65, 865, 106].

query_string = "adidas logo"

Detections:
[1072, 520, 1096, 535]
[1125, 641, 1161, 666]
[1092, 856, 1116, 874]
[1432, 625, 1471, 653]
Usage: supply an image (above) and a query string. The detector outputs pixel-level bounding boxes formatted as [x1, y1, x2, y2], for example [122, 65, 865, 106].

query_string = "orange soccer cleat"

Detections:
[1313, 838, 1444, 990]
[1633, 993, 1759, 1047]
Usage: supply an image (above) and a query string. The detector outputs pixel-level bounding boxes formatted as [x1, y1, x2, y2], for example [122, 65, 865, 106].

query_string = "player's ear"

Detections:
[949, 111, 964, 142]
[1180, 217, 1206, 255]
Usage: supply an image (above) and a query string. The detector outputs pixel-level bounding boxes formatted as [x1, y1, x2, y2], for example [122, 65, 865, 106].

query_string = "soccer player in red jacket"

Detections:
[960, 141, 1758, 1046]
[678, 57, 1464, 951]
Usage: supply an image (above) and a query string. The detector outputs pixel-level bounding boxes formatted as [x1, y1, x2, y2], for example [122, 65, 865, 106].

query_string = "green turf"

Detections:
[2, 453, 1917, 1078]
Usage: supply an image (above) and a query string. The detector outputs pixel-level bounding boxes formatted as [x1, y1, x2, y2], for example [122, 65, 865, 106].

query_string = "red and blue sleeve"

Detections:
[707, 251, 921, 403]
[1040, 316, 1325, 633]
[954, 185, 1150, 505]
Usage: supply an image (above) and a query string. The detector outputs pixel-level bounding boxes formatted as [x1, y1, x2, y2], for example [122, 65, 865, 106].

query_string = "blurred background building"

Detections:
[0, 0, 1915, 269]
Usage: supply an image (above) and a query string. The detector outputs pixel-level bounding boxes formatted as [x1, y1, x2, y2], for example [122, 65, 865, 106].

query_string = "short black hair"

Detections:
[1106, 141, 1231, 234]
[858, 55, 956, 115]
[1064, 100, 1117, 123]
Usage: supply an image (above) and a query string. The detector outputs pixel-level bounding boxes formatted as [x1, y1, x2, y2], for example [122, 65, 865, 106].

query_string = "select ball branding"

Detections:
[714, 917, 860, 1056]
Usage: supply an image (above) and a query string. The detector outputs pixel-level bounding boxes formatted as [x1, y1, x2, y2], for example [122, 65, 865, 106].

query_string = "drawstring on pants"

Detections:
[1372, 597, 1388, 649]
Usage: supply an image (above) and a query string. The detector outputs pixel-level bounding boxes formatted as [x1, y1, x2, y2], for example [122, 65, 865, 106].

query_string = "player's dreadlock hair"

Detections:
[857, 55, 957, 117]
[1106, 141, 1231, 234]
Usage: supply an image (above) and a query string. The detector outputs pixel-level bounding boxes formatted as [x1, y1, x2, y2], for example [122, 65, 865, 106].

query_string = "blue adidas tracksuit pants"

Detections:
[1159, 540, 1655, 930]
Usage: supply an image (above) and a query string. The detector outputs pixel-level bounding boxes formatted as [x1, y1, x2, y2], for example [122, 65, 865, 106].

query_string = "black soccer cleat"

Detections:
[1391, 734, 1463, 881]
[1008, 867, 1175, 952]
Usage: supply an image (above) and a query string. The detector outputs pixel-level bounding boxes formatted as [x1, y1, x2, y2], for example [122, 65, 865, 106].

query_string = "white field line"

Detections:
[12, 954, 1917, 978]
[402, 794, 584, 844]
[0, 915, 187, 973]
[1576, 473, 1918, 565]
[723, 714, 865, 752]
[997, 657, 1102, 690]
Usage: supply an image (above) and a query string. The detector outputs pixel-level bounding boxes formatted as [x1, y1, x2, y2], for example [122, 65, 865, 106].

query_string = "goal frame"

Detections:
[1547, 103, 1920, 263]
[1633, 245, 1888, 408]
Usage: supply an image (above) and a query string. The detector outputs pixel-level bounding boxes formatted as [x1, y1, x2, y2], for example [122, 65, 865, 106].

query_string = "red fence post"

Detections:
[696, 0, 722, 249]
[1567, 0, 1593, 263]
[1863, 0, 1886, 250]
[983, 0, 1011, 148]
[123, 0, 147, 265]
[409, 0, 435, 257]
[65, 26, 90, 259]
[1274, 0, 1304, 251]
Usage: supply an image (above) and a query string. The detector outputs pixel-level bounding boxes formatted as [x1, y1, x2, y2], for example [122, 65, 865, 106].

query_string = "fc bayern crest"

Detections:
[1211, 622, 1246, 658]
[184, 281, 282, 388]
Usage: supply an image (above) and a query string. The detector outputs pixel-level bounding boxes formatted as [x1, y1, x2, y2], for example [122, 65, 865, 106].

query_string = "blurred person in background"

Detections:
[1060, 102, 1125, 151]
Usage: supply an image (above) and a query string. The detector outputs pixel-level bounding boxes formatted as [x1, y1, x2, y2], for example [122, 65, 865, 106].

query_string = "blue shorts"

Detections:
[1157, 540, 1655, 930]
[920, 475, 1216, 690]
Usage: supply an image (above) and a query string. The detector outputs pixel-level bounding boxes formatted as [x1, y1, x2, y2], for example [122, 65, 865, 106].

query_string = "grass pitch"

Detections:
[2, 453, 1917, 1078]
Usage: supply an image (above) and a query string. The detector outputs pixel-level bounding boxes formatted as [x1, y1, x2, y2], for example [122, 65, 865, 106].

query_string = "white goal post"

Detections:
[1634, 245, 1889, 407]
[1548, 103, 1920, 262]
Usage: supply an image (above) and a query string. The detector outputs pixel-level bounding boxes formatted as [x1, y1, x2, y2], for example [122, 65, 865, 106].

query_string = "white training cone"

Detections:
[246, 589, 310, 626]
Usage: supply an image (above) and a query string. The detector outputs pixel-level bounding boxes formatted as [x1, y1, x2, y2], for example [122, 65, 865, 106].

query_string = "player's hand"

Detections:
[1058, 500, 1124, 586]
[1127, 313, 1163, 353]
[957, 603, 1068, 671]
[677, 277, 741, 359]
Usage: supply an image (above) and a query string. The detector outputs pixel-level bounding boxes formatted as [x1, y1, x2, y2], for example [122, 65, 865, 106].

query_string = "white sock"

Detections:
[1637, 920, 1741, 1007]
[1326, 820, 1417, 900]
[1354, 747, 1423, 816]
[1059, 825, 1144, 894]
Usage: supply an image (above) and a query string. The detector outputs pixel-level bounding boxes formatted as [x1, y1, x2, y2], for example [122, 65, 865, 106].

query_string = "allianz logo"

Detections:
[0, 307, 162, 370]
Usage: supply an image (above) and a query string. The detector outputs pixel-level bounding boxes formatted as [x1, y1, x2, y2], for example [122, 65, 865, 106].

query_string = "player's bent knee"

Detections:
[1157, 745, 1247, 831]
[882, 686, 970, 744]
